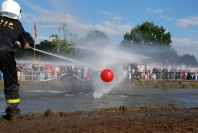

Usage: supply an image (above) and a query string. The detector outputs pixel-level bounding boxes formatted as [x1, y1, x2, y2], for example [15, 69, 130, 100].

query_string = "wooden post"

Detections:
[33, 38, 35, 62]
[34, 21, 37, 62]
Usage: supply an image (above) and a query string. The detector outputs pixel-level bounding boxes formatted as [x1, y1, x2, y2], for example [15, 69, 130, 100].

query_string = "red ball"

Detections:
[100, 68, 114, 82]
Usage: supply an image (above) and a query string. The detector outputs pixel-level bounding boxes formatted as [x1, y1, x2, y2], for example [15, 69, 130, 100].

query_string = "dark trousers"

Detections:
[0, 50, 20, 102]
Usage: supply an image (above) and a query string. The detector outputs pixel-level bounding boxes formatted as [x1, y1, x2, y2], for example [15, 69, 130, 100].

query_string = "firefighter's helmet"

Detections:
[0, 0, 22, 20]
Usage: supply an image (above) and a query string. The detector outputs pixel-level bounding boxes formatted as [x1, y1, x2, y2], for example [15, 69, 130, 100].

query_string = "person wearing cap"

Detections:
[0, 0, 30, 120]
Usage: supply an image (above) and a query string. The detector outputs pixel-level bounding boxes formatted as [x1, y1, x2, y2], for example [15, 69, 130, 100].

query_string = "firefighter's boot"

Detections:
[3, 103, 20, 121]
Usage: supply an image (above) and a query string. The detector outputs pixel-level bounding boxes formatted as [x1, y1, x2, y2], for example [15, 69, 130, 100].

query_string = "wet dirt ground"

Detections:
[0, 106, 198, 133]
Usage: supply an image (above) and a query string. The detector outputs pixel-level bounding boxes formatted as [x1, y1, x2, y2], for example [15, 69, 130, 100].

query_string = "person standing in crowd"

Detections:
[128, 65, 132, 82]
[0, 0, 30, 120]
[0, 70, 3, 80]
[45, 64, 54, 79]
[39, 65, 46, 81]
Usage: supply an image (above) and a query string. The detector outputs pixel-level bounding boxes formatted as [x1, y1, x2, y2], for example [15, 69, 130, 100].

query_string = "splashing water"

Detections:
[93, 68, 127, 98]
[28, 42, 147, 99]
[72, 41, 147, 98]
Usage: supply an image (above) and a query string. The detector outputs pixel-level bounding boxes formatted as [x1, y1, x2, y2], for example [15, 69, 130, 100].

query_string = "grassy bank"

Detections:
[125, 80, 198, 89]
[0, 80, 198, 90]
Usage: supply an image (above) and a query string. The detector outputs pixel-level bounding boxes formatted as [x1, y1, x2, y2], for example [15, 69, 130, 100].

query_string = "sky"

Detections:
[15, 0, 198, 60]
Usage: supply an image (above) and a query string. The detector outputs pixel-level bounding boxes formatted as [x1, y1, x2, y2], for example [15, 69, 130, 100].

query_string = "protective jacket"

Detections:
[0, 15, 27, 105]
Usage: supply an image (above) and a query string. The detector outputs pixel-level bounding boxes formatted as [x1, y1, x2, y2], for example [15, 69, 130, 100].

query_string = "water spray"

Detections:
[29, 47, 82, 64]
[29, 46, 114, 81]
[28, 46, 122, 98]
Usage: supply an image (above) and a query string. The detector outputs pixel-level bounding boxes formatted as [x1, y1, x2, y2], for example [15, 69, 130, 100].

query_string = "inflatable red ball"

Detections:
[100, 68, 114, 82]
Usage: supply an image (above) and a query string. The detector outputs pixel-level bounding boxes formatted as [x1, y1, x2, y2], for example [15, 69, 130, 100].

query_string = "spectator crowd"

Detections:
[127, 63, 198, 82]
[0, 62, 198, 82]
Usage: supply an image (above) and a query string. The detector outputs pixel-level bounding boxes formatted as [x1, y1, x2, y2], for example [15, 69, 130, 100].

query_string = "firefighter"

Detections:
[0, 0, 29, 120]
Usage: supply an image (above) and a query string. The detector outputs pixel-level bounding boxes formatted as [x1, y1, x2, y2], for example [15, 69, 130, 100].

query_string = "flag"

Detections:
[34, 21, 37, 38]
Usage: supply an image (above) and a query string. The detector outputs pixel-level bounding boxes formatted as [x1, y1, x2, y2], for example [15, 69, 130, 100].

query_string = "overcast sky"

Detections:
[17, 0, 198, 60]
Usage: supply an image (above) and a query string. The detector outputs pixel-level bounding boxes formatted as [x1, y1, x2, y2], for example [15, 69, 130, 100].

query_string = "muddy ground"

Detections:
[0, 106, 198, 133]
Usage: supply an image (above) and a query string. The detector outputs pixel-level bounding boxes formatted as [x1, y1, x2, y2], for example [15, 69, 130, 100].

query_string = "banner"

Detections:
[34, 21, 37, 38]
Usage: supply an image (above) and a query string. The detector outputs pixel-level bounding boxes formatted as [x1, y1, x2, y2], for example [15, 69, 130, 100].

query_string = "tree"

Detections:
[37, 40, 52, 51]
[84, 30, 109, 42]
[179, 54, 198, 66]
[24, 31, 34, 47]
[121, 21, 177, 64]
[35, 40, 52, 60]
[122, 21, 172, 46]
[49, 34, 65, 54]
[58, 23, 82, 58]
[83, 30, 110, 50]
[58, 22, 69, 42]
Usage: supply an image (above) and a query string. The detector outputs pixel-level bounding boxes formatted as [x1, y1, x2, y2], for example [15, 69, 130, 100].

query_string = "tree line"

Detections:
[15, 21, 198, 66]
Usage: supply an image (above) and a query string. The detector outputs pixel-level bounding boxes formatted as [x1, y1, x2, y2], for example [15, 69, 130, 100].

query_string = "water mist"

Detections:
[28, 39, 149, 98]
